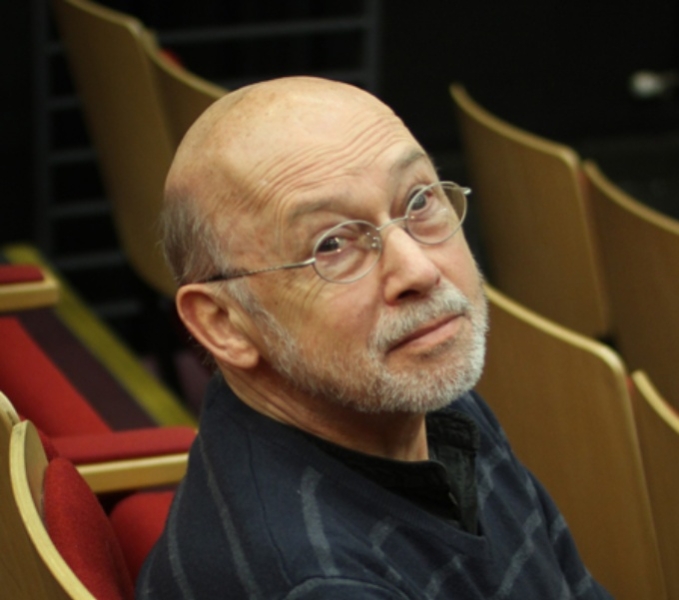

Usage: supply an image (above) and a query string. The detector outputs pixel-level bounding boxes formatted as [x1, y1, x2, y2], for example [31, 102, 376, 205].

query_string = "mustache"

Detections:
[370, 282, 471, 353]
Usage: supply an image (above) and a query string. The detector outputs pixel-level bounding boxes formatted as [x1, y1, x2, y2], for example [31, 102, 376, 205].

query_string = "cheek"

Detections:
[437, 239, 482, 294]
[293, 283, 379, 353]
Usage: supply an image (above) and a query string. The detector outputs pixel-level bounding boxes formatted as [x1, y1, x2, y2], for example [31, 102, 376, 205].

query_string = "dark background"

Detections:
[4, 1, 679, 241]
[2, 0, 678, 349]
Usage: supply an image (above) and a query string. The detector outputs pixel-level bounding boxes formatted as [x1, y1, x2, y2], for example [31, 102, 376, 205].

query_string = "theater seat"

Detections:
[0, 264, 59, 312]
[44, 456, 136, 600]
[3, 390, 183, 598]
[109, 490, 175, 581]
[0, 315, 196, 476]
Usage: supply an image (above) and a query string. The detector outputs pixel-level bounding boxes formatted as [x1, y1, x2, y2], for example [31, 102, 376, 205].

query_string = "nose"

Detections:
[379, 224, 440, 304]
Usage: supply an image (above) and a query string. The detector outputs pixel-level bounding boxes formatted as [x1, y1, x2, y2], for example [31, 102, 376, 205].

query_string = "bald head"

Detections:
[168, 77, 399, 202]
[161, 76, 419, 285]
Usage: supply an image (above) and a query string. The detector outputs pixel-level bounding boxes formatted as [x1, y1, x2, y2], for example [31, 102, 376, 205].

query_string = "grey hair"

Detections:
[160, 185, 258, 315]
[160, 185, 221, 285]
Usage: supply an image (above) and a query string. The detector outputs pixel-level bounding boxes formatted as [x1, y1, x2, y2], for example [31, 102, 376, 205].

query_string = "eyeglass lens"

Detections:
[313, 182, 467, 283]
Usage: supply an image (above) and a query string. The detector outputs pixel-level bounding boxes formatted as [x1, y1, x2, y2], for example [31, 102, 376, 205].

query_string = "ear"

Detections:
[176, 284, 260, 370]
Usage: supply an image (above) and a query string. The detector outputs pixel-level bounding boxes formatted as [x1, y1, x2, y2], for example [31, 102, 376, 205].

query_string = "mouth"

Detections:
[387, 313, 463, 354]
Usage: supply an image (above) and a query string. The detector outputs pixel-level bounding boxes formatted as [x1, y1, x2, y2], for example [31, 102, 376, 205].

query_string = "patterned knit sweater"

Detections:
[137, 376, 612, 599]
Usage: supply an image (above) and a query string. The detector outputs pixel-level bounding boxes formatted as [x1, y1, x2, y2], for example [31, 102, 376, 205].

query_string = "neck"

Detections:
[222, 365, 430, 462]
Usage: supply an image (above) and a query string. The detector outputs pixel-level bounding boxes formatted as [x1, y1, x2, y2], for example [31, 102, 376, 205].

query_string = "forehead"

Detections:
[243, 114, 428, 218]
[284, 147, 435, 224]
[203, 80, 433, 249]
[214, 82, 416, 187]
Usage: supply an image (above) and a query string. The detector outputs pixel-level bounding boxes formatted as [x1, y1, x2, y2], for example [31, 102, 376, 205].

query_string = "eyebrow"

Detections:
[390, 148, 433, 177]
[286, 149, 434, 225]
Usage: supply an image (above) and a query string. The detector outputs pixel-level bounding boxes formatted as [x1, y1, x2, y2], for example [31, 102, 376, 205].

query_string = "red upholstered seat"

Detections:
[110, 490, 175, 581]
[0, 316, 110, 436]
[2, 312, 185, 592]
[52, 426, 196, 464]
[39, 431, 178, 592]
[0, 316, 196, 464]
[44, 457, 136, 600]
[0, 264, 44, 284]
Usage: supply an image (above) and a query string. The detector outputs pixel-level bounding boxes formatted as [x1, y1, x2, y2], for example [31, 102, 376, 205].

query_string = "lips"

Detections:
[387, 313, 462, 353]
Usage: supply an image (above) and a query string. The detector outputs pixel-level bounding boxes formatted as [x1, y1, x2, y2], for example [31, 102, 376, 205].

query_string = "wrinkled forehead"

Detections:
[169, 78, 426, 252]
[237, 87, 417, 198]
[219, 80, 409, 173]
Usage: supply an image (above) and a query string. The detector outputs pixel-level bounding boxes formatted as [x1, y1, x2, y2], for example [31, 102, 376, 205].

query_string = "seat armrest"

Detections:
[0, 264, 59, 312]
[50, 426, 195, 494]
[52, 426, 196, 464]
[77, 452, 189, 494]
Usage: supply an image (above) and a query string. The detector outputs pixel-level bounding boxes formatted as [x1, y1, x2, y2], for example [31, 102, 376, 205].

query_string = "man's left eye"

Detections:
[408, 189, 430, 212]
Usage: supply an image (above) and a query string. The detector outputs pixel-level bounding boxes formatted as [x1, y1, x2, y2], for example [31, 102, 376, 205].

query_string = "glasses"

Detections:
[200, 181, 470, 285]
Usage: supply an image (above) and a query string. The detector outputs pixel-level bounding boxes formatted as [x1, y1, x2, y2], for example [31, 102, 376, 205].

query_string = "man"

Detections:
[137, 76, 611, 599]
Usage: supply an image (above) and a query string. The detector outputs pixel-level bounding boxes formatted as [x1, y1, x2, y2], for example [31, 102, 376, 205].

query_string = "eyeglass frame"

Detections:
[197, 180, 471, 285]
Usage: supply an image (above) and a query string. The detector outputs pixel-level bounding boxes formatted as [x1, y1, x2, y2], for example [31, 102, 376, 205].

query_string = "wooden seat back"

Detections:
[476, 285, 665, 600]
[451, 84, 610, 337]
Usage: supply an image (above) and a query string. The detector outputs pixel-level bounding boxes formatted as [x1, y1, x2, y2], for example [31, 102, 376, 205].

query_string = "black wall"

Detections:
[380, 1, 679, 151]
[1, 2, 34, 245]
[2, 0, 678, 246]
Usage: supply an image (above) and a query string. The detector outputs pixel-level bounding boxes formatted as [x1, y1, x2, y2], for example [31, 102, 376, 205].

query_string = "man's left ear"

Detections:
[175, 284, 260, 370]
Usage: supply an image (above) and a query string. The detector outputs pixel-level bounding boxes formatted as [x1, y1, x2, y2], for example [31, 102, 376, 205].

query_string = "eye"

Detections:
[407, 184, 438, 216]
[409, 191, 428, 211]
[314, 222, 363, 255]
[316, 234, 345, 254]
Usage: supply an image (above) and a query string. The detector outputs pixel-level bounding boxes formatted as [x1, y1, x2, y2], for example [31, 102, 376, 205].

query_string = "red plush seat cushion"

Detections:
[52, 426, 196, 464]
[0, 317, 110, 436]
[109, 490, 175, 581]
[0, 264, 44, 284]
[44, 457, 135, 600]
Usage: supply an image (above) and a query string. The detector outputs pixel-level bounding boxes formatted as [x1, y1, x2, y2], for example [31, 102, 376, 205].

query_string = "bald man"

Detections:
[137, 77, 611, 599]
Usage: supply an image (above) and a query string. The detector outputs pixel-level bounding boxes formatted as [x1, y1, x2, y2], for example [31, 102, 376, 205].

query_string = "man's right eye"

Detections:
[316, 235, 345, 254]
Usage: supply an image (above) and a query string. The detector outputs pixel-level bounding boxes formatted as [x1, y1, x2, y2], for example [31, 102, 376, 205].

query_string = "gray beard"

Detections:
[243, 279, 488, 414]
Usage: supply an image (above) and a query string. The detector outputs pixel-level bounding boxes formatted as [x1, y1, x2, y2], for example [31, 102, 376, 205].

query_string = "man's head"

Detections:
[164, 76, 488, 420]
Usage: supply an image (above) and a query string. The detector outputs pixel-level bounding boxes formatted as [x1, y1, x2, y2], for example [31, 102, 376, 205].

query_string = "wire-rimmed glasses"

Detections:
[199, 181, 470, 285]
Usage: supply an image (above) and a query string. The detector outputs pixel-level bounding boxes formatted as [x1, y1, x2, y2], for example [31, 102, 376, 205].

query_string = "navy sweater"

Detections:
[137, 377, 612, 599]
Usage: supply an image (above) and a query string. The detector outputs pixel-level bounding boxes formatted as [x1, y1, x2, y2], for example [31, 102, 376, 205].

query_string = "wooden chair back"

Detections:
[450, 84, 610, 338]
[585, 160, 679, 411]
[0, 391, 27, 594]
[141, 31, 226, 148]
[1, 393, 94, 599]
[476, 285, 665, 600]
[51, 0, 177, 297]
[631, 370, 679, 599]
[1, 389, 187, 597]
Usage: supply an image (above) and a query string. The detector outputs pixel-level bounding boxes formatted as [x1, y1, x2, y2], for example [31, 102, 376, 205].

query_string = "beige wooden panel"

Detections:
[142, 31, 227, 148]
[586, 160, 679, 412]
[631, 371, 679, 600]
[477, 285, 665, 600]
[52, 0, 177, 297]
[451, 84, 610, 338]
[7, 420, 95, 599]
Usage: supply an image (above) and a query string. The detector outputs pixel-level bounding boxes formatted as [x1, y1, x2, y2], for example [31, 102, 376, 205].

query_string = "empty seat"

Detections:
[585, 160, 679, 411]
[476, 285, 665, 600]
[631, 371, 679, 599]
[450, 84, 610, 338]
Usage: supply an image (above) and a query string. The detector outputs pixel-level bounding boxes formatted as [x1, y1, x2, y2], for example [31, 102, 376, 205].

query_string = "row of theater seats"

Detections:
[0, 0, 226, 596]
[451, 88, 679, 600]
[1, 391, 176, 599]
[451, 84, 679, 411]
[51, 0, 227, 300]
[479, 285, 677, 600]
[0, 260, 198, 598]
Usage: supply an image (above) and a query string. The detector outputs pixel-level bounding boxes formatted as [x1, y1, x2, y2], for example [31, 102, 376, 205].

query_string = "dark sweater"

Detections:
[137, 376, 612, 599]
